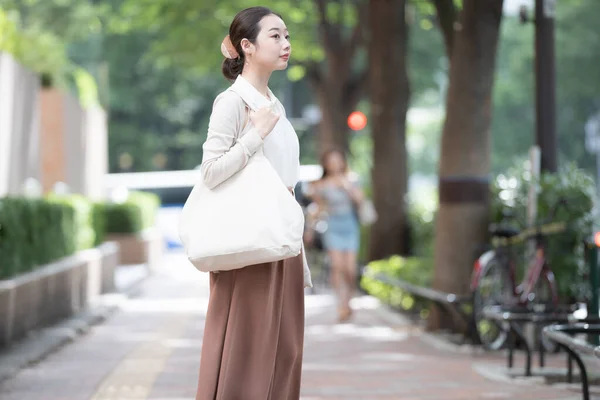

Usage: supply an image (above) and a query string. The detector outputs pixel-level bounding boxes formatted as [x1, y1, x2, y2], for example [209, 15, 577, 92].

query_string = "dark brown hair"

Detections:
[319, 147, 349, 179]
[222, 7, 282, 81]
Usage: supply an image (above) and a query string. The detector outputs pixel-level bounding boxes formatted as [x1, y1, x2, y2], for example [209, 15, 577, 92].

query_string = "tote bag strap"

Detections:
[229, 87, 267, 156]
[229, 84, 265, 138]
[231, 105, 250, 148]
[230, 91, 250, 147]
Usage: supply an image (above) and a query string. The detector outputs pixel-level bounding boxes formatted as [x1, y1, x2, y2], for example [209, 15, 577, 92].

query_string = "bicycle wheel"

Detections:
[472, 251, 511, 350]
[528, 269, 557, 309]
[530, 269, 560, 353]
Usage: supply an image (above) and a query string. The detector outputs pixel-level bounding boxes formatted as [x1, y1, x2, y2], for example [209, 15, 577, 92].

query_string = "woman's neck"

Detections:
[241, 67, 272, 99]
[326, 172, 344, 179]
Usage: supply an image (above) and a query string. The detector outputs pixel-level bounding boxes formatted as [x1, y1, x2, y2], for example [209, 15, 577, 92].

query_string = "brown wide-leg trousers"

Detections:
[196, 252, 305, 400]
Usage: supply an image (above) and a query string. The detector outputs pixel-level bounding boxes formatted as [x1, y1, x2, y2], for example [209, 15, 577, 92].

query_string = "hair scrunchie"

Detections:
[220, 35, 239, 59]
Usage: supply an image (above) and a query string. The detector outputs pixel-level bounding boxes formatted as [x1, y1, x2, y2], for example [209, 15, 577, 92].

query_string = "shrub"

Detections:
[491, 162, 596, 301]
[361, 255, 434, 314]
[99, 191, 160, 235]
[0, 197, 76, 279]
[92, 202, 107, 246]
[47, 194, 96, 251]
[360, 162, 595, 311]
[0, 190, 160, 280]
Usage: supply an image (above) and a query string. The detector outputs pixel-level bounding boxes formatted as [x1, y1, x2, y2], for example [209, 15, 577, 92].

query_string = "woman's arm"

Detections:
[303, 182, 325, 246]
[341, 177, 364, 205]
[306, 182, 327, 224]
[201, 91, 264, 189]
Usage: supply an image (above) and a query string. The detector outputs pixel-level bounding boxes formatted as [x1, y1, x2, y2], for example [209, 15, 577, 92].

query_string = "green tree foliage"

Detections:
[113, 0, 356, 80]
[0, 0, 105, 102]
[491, 0, 600, 174]
[114, 0, 368, 153]
[105, 30, 227, 172]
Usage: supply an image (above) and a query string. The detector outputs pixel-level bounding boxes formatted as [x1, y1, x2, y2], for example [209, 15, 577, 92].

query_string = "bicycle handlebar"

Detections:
[491, 221, 568, 247]
[491, 197, 572, 246]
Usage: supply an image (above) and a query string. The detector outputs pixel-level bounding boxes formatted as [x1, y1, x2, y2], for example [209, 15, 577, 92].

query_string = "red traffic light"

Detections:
[594, 232, 600, 247]
[347, 111, 367, 131]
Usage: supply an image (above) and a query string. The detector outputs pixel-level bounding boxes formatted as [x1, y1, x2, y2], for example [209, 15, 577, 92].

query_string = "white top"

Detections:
[200, 75, 312, 288]
[200, 75, 300, 189]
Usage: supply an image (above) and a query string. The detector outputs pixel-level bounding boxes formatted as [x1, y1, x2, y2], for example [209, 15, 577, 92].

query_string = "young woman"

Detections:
[307, 149, 364, 322]
[195, 7, 311, 400]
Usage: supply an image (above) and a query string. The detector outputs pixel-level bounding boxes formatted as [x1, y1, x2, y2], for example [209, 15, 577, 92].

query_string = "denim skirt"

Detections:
[322, 212, 360, 252]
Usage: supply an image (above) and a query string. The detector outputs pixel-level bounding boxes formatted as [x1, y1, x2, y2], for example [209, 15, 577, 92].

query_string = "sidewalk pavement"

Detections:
[0, 251, 588, 400]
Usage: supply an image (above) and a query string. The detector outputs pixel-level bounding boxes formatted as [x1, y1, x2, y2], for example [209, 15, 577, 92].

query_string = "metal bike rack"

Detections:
[543, 323, 600, 400]
[365, 268, 476, 342]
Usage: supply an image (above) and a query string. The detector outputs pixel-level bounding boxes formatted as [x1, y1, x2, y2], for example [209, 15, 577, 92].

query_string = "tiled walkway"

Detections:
[0, 252, 587, 399]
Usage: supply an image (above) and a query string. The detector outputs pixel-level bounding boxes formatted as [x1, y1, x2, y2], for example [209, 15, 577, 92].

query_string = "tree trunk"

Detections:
[429, 0, 504, 331]
[312, 78, 356, 154]
[367, 0, 410, 261]
[309, 0, 368, 155]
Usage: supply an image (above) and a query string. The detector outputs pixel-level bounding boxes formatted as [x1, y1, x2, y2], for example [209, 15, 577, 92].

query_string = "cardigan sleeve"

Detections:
[201, 91, 264, 189]
[301, 242, 313, 288]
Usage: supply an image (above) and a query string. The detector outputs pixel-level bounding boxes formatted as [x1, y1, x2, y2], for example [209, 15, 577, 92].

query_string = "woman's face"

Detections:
[324, 152, 346, 175]
[246, 14, 291, 72]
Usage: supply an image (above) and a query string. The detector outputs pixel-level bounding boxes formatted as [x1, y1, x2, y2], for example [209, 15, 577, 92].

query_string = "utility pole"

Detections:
[535, 0, 557, 172]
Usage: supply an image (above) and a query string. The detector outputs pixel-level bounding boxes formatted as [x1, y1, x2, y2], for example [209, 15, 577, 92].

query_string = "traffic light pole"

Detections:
[590, 243, 599, 318]
[535, 0, 557, 173]
[587, 239, 599, 345]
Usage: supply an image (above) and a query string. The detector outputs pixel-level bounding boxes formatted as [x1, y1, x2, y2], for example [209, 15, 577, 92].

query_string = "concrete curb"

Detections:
[419, 330, 484, 355]
[0, 264, 149, 384]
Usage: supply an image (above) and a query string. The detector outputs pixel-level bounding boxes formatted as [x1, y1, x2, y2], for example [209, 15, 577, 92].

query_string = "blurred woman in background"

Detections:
[306, 148, 364, 322]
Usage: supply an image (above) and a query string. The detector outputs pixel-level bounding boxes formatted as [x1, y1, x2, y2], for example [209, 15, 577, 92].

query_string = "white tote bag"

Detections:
[178, 97, 305, 273]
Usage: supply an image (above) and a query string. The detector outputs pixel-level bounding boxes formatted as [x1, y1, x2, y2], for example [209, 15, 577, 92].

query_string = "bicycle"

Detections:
[471, 198, 570, 351]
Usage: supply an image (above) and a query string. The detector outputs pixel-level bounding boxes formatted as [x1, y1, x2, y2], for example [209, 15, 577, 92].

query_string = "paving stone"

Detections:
[0, 252, 587, 400]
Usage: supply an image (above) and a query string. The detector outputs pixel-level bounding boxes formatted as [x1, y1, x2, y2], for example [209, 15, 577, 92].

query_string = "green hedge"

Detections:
[47, 194, 97, 251]
[360, 163, 596, 312]
[361, 255, 434, 316]
[0, 198, 76, 279]
[96, 191, 160, 236]
[0, 191, 160, 280]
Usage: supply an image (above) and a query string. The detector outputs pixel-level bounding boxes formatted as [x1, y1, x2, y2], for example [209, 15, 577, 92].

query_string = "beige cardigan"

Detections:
[200, 76, 313, 288]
